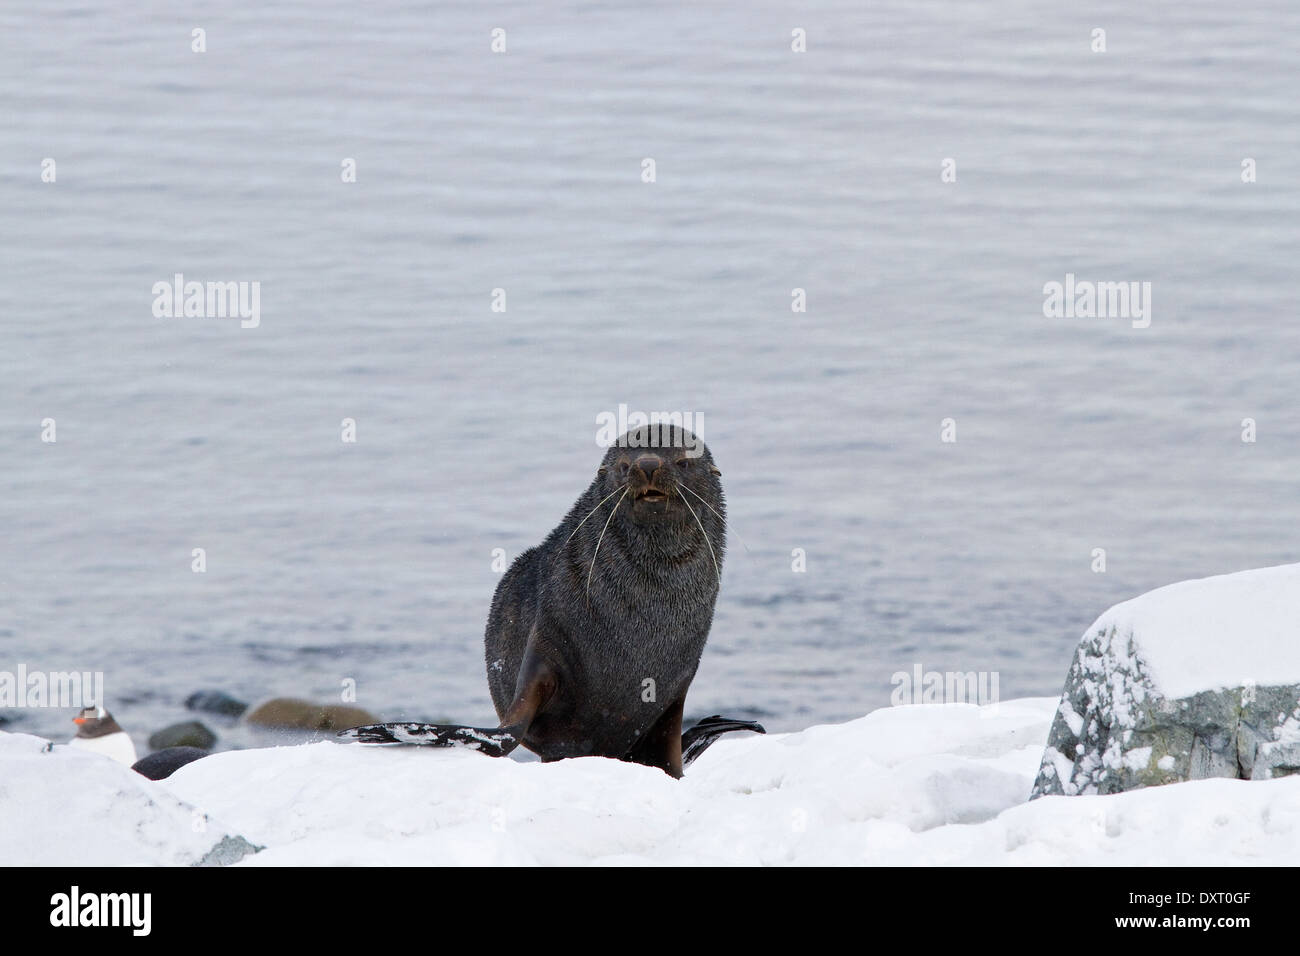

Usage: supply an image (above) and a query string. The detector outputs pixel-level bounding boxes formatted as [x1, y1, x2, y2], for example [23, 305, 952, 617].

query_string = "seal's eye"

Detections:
[618, 462, 630, 473]
[675, 458, 690, 468]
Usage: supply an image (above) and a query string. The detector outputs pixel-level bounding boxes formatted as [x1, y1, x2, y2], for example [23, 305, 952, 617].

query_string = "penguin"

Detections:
[68, 705, 138, 766]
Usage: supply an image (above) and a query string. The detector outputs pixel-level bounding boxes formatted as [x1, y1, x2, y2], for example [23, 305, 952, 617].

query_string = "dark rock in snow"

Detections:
[148, 720, 217, 751]
[133, 746, 210, 780]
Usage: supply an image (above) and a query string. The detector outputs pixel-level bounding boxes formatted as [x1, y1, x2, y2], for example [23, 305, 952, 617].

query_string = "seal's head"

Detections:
[597, 424, 722, 523]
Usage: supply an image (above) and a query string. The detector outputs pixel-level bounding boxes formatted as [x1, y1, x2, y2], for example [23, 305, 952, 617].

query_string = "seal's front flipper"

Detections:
[681, 715, 766, 767]
[337, 722, 521, 757]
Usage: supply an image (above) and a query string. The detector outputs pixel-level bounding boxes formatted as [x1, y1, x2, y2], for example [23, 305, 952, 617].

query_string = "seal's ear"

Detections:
[709, 465, 721, 476]
[598, 466, 608, 476]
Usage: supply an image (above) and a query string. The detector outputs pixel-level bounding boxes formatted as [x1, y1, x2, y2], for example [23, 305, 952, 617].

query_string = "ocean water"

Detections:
[2, 1, 1298, 750]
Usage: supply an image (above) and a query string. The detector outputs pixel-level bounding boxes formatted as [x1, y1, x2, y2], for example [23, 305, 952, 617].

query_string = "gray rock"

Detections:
[148, 720, 217, 751]
[185, 690, 248, 718]
[1031, 620, 1300, 797]
[195, 834, 262, 867]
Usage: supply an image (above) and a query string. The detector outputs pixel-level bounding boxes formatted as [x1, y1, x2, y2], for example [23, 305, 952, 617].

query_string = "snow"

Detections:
[1122, 747, 1153, 773]
[8, 691, 1299, 865]
[0, 732, 254, 866]
[1087, 562, 1300, 698]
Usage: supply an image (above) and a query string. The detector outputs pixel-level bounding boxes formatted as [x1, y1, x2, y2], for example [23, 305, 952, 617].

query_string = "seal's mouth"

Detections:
[635, 487, 670, 505]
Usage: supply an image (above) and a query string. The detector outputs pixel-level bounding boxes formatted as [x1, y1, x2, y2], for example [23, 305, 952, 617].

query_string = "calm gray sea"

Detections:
[3, 1, 1298, 750]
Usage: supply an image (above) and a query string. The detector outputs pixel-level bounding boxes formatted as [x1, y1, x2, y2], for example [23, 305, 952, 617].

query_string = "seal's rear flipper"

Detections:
[337, 722, 521, 757]
[681, 715, 766, 767]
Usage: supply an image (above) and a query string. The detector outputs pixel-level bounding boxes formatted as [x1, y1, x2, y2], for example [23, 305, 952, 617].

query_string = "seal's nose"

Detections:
[635, 454, 662, 482]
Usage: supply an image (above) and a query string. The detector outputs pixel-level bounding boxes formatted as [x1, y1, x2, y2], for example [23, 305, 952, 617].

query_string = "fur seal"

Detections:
[244, 698, 376, 731]
[341, 425, 763, 776]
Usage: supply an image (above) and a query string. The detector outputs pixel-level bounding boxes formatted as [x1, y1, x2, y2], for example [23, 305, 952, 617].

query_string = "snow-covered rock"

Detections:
[1032, 563, 1300, 798]
[0, 732, 260, 866]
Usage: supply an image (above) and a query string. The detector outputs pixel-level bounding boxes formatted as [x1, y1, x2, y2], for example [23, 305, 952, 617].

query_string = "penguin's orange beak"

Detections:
[73, 717, 86, 724]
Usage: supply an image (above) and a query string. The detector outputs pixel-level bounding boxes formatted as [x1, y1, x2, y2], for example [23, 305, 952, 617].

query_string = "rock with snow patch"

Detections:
[1032, 563, 1300, 797]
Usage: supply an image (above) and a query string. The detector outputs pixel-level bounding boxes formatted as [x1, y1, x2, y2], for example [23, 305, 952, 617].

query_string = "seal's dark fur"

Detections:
[486, 425, 728, 766]
[340, 425, 762, 776]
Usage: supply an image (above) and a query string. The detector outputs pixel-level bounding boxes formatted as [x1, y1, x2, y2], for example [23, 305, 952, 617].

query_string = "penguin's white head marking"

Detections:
[74, 704, 107, 724]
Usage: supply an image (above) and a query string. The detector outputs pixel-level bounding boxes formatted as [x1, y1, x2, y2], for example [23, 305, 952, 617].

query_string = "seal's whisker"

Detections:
[680, 484, 749, 554]
[564, 482, 630, 548]
[586, 486, 629, 604]
[679, 492, 722, 587]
